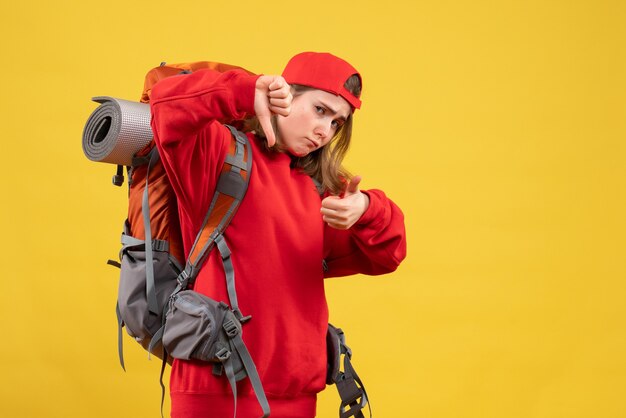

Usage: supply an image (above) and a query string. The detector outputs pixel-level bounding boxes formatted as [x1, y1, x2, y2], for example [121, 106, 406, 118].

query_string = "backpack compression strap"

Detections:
[221, 316, 271, 418]
[328, 325, 372, 418]
[140, 147, 161, 315]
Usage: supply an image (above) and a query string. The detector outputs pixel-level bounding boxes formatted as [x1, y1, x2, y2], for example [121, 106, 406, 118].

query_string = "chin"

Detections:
[290, 150, 309, 157]
[287, 146, 310, 157]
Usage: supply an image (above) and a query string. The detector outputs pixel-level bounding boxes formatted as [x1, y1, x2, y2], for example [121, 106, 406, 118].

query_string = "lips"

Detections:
[306, 137, 320, 148]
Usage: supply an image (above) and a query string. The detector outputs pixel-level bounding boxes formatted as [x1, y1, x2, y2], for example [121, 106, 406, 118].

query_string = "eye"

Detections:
[315, 106, 325, 114]
[331, 119, 345, 129]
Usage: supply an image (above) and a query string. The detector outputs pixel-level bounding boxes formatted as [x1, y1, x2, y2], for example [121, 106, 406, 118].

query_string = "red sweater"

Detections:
[150, 69, 406, 418]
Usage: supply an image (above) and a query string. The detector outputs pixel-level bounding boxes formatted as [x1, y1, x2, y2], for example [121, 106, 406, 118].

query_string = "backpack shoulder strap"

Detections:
[180, 125, 252, 286]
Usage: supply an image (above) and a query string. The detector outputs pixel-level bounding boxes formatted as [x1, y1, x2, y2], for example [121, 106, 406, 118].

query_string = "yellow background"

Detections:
[1, 0, 624, 417]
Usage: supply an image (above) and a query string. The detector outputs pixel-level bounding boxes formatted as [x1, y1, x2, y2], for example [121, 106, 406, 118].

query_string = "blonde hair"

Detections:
[243, 74, 362, 195]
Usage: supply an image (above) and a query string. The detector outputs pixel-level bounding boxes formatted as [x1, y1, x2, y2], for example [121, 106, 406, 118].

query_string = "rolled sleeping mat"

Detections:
[82, 96, 152, 166]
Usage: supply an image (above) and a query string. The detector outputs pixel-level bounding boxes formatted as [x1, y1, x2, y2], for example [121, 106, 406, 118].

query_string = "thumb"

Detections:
[344, 175, 362, 196]
[259, 115, 276, 147]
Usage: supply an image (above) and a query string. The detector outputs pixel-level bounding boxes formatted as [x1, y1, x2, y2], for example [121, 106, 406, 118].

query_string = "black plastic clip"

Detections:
[112, 165, 124, 187]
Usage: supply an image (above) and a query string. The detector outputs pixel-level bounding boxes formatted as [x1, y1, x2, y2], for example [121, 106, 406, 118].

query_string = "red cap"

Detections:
[282, 52, 362, 110]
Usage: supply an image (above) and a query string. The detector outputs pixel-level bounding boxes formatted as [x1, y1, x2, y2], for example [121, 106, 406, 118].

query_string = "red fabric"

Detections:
[150, 68, 406, 417]
[282, 52, 362, 110]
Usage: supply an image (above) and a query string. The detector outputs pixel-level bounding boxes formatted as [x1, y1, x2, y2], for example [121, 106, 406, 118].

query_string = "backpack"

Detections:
[83, 61, 370, 418]
[114, 61, 252, 364]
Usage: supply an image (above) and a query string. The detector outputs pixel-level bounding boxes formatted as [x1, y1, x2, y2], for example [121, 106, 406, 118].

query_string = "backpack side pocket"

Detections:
[118, 240, 180, 357]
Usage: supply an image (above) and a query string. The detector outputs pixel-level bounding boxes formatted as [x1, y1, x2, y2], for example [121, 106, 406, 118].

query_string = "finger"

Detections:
[269, 105, 290, 117]
[269, 97, 291, 107]
[269, 97, 291, 108]
[322, 213, 349, 225]
[321, 195, 343, 210]
[268, 88, 291, 98]
[268, 77, 287, 92]
[345, 175, 362, 195]
[322, 212, 341, 223]
[320, 206, 340, 217]
[259, 115, 276, 147]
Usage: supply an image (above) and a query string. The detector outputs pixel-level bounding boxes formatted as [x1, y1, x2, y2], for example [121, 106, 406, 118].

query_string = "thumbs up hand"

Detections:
[320, 176, 370, 230]
[254, 75, 292, 147]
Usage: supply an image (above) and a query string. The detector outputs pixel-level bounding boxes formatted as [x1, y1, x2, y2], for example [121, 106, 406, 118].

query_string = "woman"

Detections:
[150, 52, 406, 418]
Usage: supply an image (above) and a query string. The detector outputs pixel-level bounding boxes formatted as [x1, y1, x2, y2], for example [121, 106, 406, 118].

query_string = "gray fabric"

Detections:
[326, 324, 342, 385]
[82, 96, 153, 166]
[327, 324, 371, 418]
[117, 247, 180, 360]
[225, 153, 246, 171]
[121, 234, 144, 247]
[161, 290, 270, 418]
[211, 134, 252, 237]
[230, 330, 270, 418]
[216, 171, 246, 199]
[222, 354, 238, 418]
[116, 302, 125, 371]
[162, 291, 244, 376]
[121, 234, 169, 252]
[215, 234, 243, 319]
[148, 324, 165, 356]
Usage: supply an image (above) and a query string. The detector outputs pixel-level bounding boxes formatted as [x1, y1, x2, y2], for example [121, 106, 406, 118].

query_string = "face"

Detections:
[276, 89, 352, 157]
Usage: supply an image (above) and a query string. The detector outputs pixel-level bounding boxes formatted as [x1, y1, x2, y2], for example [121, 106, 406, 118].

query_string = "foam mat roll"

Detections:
[82, 96, 152, 166]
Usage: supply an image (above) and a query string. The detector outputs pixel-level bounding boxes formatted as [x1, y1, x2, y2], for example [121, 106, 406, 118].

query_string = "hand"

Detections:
[254, 75, 292, 147]
[320, 176, 370, 230]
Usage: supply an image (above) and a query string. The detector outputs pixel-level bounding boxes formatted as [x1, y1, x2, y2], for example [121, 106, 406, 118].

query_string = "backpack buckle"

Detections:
[176, 269, 191, 288]
[223, 319, 239, 338]
[216, 347, 231, 362]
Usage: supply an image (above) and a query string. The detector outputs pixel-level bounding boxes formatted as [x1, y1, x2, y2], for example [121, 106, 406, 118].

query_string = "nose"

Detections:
[314, 121, 332, 142]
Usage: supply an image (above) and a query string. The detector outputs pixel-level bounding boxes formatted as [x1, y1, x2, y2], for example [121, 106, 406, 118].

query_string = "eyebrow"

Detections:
[319, 101, 349, 121]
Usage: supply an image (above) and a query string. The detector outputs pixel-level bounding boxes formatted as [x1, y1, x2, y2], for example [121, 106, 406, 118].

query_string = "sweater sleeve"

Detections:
[149, 69, 259, 230]
[323, 189, 407, 278]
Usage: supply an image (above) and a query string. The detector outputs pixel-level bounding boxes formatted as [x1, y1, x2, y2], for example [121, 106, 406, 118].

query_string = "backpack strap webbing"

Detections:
[215, 234, 249, 322]
[142, 147, 161, 315]
[116, 302, 125, 371]
[222, 318, 271, 418]
[331, 327, 372, 418]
